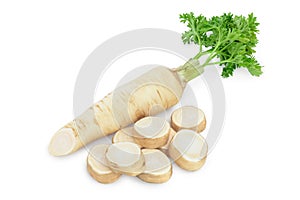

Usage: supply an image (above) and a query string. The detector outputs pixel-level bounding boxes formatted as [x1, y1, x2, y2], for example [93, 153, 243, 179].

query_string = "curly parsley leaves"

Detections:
[180, 12, 263, 78]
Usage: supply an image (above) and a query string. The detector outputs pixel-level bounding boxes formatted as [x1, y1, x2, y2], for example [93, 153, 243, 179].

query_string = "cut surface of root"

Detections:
[48, 128, 76, 156]
[112, 127, 137, 144]
[138, 149, 172, 183]
[105, 142, 145, 176]
[87, 144, 121, 184]
[133, 117, 170, 148]
[168, 129, 208, 171]
[171, 106, 206, 133]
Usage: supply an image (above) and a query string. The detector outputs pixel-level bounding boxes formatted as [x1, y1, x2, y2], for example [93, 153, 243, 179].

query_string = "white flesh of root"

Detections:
[171, 106, 206, 133]
[105, 142, 145, 176]
[48, 128, 76, 156]
[133, 117, 170, 148]
[168, 129, 208, 171]
[138, 149, 172, 183]
[87, 144, 121, 184]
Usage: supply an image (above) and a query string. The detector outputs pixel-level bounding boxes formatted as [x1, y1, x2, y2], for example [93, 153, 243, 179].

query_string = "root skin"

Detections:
[49, 67, 184, 156]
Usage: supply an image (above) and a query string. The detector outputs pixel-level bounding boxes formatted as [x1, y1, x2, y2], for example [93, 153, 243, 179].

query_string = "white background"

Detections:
[1, 0, 299, 199]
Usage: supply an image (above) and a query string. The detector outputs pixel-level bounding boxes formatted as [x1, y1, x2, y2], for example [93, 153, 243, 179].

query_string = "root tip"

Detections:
[48, 128, 76, 156]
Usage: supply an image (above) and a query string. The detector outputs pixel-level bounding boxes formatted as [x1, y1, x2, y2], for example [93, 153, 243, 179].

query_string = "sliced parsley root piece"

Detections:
[105, 142, 145, 176]
[168, 130, 208, 171]
[87, 144, 121, 184]
[171, 106, 206, 133]
[133, 117, 170, 149]
[138, 149, 172, 183]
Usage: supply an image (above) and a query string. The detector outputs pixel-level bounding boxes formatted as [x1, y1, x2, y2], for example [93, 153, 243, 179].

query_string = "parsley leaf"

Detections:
[179, 12, 263, 78]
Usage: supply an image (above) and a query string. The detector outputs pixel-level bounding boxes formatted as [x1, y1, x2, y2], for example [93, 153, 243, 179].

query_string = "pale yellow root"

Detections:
[159, 128, 177, 155]
[171, 106, 206, 133]
[87, 144, 121, 184]
[105, 142, 145, 176]
[49, 67, 185, 156]
[168, 129, 208, 171]
[138, 149, 172, 184]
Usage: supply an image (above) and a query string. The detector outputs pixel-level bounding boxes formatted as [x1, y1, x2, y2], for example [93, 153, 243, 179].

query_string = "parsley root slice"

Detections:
[105, 142, 145, 176]
[48, 13, 262, 156]
[138, 149, 172, 184]
[168, 130, 208, 171]
[133, 117, 170, 149]
[171, 106, 206, 133]
[87, 144, 121, 184]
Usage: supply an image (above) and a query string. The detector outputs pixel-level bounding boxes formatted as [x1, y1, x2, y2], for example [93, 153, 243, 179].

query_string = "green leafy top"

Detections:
[179, 12, 262, 78]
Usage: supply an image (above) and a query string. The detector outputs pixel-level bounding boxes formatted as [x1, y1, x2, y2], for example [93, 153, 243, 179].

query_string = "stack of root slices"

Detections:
[87, 106, 208, 184]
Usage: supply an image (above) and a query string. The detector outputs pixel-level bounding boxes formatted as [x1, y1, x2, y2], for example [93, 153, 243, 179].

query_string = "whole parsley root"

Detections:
[49, 13, 262, 156]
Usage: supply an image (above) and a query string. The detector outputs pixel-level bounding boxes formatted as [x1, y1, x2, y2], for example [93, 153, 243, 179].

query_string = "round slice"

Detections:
[171, 106, 206, 133]
[112, 127, 137, 144]
[87, 144, 121, 184]
[138, 149, 172, 183]
[105, 142, 145, 176]
[48, 128, 77, 156]
[159, 128, 176, 155]
[168, 129, 208, 171]
[133, 117, 170, 148]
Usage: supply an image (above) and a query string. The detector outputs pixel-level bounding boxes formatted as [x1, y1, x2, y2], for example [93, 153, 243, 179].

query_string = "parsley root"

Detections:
[49, 67, 184, 156]
[49, 13, 262, 156]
